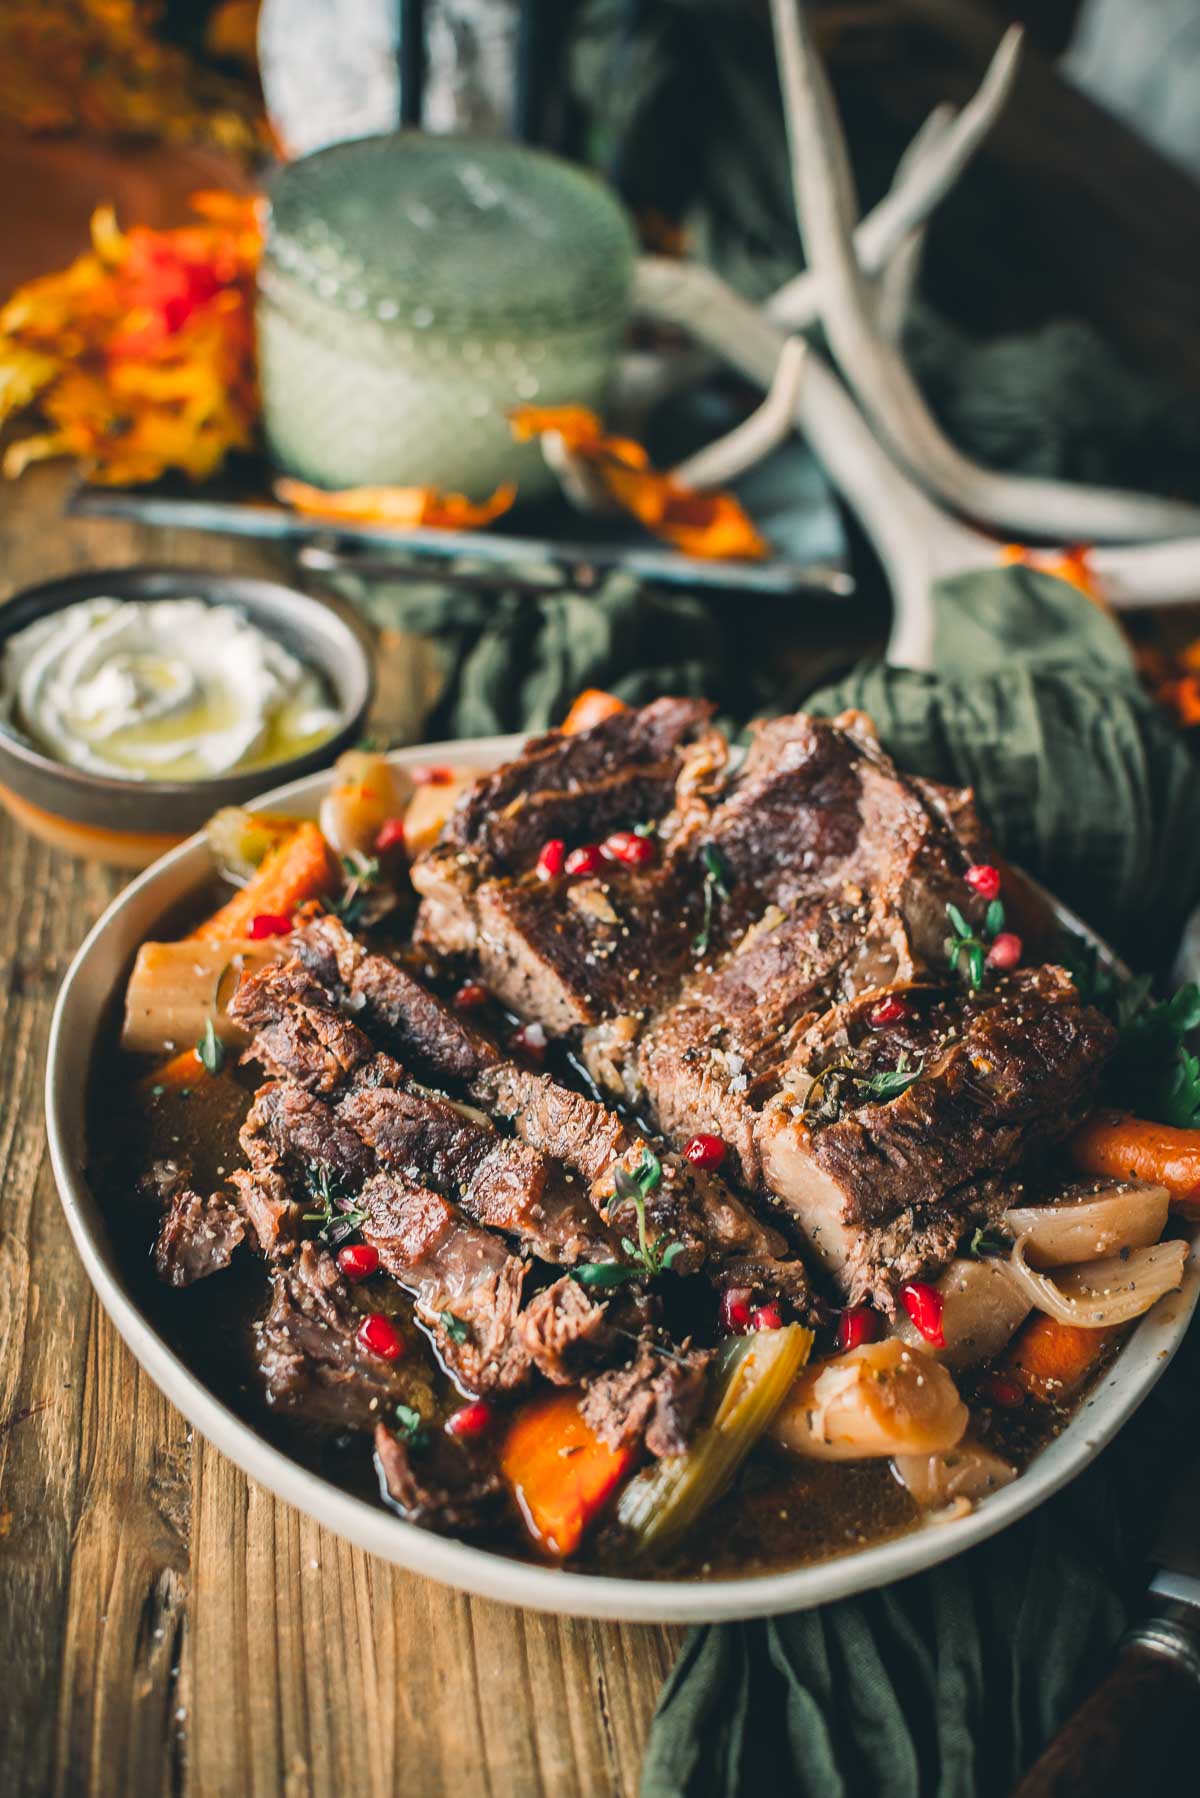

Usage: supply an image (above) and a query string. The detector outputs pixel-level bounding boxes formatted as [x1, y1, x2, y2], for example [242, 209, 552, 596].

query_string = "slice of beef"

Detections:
[635, 899, 865, 1186]
[357, 1171, 531, 1392]
[155, 1188, 245, 1287]
[252, 1078, 377, 1187]
[294, 912, 502, 1085]
[473, 1062, 810, 1302]
[515, 1276, 617, 1384]
[254, 1242, 407, 1419]
[411, 699, 725, 1019]
[230, 958, 376, 1091]
[337, 1083, 615, 1266]
[374, 1422, 503, 1532]
[581, 1340, 713, 1459]
[230, 1099, 305, 1259]
[755, 966, 1116, 1306]
[441, 697, 719, 870]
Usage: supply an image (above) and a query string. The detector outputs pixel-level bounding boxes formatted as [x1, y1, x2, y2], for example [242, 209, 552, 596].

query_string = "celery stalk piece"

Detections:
[616, 1323, 814, 1554]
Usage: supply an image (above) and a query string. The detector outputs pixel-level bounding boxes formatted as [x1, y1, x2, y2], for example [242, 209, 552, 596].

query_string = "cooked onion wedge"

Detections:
[772, 1338, 968, 1461]
[319, 750, 414, 859]
[1001, 1233, 1188, 1328]
[892, 1441, 1016, 1508]
[895, 1258, 1031, 1369]
[1004, 1182, 1170, 1269]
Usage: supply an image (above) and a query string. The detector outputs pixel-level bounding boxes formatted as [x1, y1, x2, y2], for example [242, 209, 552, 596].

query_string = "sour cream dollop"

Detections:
[2, 596, 340, 781]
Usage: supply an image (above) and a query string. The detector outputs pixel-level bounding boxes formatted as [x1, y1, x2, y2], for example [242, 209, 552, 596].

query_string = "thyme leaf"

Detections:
[439, 1309, 470, 1344]
[692, 843, 732, 956]
[855, 1051, 925, 1101]
[196, 1018, 226, 1076]
[944, 896, 1005, 991]
[969, 1226, 1012, 1259]
[394, 1403, 429, 1450]
[603, 1149, 683, 1278]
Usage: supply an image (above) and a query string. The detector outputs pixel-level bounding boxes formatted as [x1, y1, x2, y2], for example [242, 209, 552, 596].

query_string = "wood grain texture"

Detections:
[0, 465, 683, 1797]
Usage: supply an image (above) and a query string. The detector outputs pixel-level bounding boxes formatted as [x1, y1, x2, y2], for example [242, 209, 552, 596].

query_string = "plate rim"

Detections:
[45, 733, 1200, 1623]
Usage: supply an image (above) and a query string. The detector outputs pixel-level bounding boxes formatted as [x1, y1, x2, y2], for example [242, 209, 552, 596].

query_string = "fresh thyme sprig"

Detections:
[855, 1051, 925, 1101]
[571, 1149, 685, 1286]
[945, 899, 1005, 990]
[331, 851, 383, 926]
[302, 1162, 367, 1244]
[968, 1226, 1012, 1259]
[692, 844, 732, 956]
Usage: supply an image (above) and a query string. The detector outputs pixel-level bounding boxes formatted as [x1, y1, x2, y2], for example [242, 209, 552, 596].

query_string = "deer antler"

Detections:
[767, 0, 1200, 544]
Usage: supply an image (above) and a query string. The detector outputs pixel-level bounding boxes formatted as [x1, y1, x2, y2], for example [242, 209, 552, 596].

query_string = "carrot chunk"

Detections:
[500, 1391, 633, 1558]
[560, 689, 628, 736]
[1069, 1112, 1200, 1216]
[189, 822, 334, 945]
[1005, 1314, 1117, 1404]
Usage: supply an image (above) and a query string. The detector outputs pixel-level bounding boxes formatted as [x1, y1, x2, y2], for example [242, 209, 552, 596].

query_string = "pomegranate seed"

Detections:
[980, 1372, 1025, 1409]
[683, 1133, 727, 1171]
[446, 1400, 493, 1439]
[987, 932, 1023, 971]
[564, 843, 605, 877]
[750, 1303, 783, 1331]
[337, 1243, 379, 1281]
[835, 1305, 878, 1352]
[374, 816, 406, 854]
[869, 996, 911, 1028]
[536, 838, 566, 880]
[356, 1313, 404, 1361]
[602, 830, 655, 868]
[512, 1021, 547, 1063]
[719, 1287, 754, 1335]
[964, 864, 1001, 902]
[454, 981, 489, 1011]
[900, 1281, 946, 1349]
[413, 764, 455, 786]
[248, 912, 292, 939]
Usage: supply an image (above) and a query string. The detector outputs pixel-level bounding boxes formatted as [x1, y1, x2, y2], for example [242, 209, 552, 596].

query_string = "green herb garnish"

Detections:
[969, 1226, 1012, 1259]
[945, 898, 1005, 990]
[855, 1051, 925, 1102]
[440, 1310, 470, 1344]
[302, 1163, 367, 1244]
[332, 851, 384, 926]
[196, 1017, 226, 1075]
[150, 1083, 165, 1097]
[692, 844, 732, 956]
[572, 1148, 684, 1285]
[394, 1402, 429, 1450]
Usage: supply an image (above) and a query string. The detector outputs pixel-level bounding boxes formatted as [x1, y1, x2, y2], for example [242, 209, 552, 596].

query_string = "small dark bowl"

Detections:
[0, 565, 373, 866]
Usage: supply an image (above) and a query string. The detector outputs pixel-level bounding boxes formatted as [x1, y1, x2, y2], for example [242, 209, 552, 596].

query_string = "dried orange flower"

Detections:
[509, 404, 767, 561]
[275, 478, 517, 532]
[0, 0, 264, 153]
[0, 192, 263, 485]
[1001, 543, 1104, 604]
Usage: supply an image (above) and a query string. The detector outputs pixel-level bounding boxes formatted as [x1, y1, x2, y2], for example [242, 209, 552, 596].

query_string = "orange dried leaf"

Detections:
[274, 477, 516, 531]
[509, 405, 767, 561]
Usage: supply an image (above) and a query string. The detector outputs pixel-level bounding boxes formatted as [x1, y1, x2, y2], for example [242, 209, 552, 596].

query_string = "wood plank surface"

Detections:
[0, 465, 684, 1798]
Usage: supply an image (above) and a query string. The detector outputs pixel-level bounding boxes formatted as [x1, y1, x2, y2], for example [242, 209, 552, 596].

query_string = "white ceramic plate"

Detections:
[46, 735, 1200, 1623]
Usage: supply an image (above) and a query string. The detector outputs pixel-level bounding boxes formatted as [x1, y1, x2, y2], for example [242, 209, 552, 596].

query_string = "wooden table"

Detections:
[0, 465, 683, 1797]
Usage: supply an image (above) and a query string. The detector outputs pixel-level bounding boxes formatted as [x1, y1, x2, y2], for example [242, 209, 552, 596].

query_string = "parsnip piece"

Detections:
[1004, 1182, 1170, 1269]
[894, 1258, 1031, 1369]
[121, 938, 279, 1056]
[772, 1338, 968, 1461]
[403, 767, 475, 856]
[892, 1441, 1017, 1508]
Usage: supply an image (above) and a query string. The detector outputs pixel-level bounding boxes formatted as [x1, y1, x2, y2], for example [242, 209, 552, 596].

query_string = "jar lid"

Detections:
[264, 133, 637, 335]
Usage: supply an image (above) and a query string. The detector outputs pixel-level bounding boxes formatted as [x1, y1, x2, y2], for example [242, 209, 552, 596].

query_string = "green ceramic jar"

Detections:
[258, 133, 637, 499]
